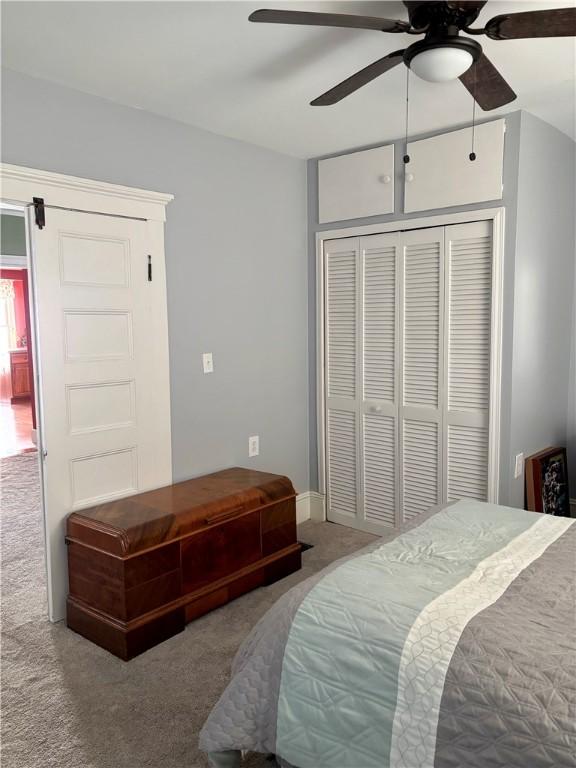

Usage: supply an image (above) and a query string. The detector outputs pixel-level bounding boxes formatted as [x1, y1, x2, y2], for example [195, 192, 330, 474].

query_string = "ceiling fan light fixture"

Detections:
[409, 46, 474, 82]
[404, 36, 482, 84]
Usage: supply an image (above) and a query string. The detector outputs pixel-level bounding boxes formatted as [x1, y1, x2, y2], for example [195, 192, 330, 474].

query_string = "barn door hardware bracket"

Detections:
[33, 197, 46, 229]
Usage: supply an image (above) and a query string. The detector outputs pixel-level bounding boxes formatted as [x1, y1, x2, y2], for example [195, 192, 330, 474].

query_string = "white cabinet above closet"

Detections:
[318, 144, 394, 223]
[404, 119, 505, 213]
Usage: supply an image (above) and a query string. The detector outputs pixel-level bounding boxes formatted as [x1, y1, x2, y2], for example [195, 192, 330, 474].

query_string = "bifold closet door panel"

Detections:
[402, 416, 440, 519]
[400, 227, 444, 519]
[362, 233, 398, 405]
[327, 408, 358, 519]
[360, 232, 399, 528]
[325, 237, 360, 524]
[444, 220, 493, 502]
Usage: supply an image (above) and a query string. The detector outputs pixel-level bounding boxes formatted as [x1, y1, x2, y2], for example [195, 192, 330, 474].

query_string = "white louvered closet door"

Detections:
[325, 237, 361, 526]
[444, 221, 493, 502]
[361, 232, 399, 529]
[324, 220, 495, 533]
[400, 227, 444, 520]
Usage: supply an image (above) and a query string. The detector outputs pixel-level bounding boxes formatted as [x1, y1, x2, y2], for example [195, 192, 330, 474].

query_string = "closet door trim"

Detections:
[316, 207, 504, 522]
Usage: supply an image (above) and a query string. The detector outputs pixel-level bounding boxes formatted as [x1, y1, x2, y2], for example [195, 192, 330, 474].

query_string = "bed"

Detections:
[200, 499, 575, 768]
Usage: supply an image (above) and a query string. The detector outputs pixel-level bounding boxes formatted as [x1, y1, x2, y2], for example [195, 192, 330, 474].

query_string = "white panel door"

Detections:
[400, 227, 444, 519]
[444, 220, 492, 502]
[360, 232, 399, 530]
[32, 208, 172, 621]
[324, 237, 360, 526]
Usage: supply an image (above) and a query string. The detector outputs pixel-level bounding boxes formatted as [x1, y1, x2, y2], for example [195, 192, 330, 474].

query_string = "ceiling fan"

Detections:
[249, 2, 576, 110]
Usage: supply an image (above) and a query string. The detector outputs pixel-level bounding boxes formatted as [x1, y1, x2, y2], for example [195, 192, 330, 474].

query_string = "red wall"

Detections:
[0, 268, 28, 345]
[0, 268, 36, 427]
[13, 279, 27, 344]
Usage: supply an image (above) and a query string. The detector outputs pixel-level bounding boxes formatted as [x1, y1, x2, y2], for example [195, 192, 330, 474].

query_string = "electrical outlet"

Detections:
[514, 452, 524, 479]
[248, 435, 259, 458]
[202, 353, 213, 374]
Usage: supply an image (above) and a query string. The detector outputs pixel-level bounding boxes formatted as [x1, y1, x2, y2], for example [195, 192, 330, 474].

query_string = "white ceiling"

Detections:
[2, 1, 575, 158]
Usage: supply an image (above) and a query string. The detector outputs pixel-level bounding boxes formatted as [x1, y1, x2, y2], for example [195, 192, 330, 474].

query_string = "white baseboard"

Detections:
[570, 498, 576, 518]
[296, 491, 326, 524]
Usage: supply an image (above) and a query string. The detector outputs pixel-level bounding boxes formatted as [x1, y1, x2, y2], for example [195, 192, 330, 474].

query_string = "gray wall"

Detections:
[1, 212, 26, 256]
[1, 68, 310, 490]
[507, 112, 576, 508]
[569, 265, 576, 502]
[307, 112, 522, 502]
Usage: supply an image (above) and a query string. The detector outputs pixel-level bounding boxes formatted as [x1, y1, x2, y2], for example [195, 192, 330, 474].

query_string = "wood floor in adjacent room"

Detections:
[0, 399, 35, 458]
[0, 453, 377, 768]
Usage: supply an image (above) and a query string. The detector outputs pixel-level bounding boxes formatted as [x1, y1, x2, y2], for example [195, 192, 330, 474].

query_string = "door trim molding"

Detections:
[1, 163, 173, 222]
[316, 206, 505, 515]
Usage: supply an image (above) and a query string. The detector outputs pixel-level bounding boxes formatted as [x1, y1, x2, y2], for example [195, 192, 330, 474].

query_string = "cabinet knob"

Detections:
[370, 405, 383, 413]
[379, 174, 392, 184]
[405, 173, 415, 183]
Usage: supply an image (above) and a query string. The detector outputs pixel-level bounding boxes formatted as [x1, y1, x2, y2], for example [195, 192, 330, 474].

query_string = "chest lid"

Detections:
[66, 467, 295, 556]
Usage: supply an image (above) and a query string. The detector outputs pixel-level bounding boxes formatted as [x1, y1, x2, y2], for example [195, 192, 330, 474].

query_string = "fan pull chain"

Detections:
[469, 65, 477, 162]
[403, 67, 410, 164]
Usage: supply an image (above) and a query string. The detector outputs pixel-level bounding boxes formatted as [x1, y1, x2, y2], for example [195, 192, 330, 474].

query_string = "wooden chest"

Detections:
[66, 467, 301, 660]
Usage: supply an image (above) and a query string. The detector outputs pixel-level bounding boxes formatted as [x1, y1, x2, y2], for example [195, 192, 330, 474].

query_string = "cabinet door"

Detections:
[404, 119, 504, 213]
[12, 361, 30, 396]
[319, 145, 394, 223]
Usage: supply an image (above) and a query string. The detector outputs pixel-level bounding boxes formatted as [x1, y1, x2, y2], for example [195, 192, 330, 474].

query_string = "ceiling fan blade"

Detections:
[459, 53, 516, 111]
[249, 9, 410, 33]
[311, 50, 405, 106]
[485, 7, 576, 40]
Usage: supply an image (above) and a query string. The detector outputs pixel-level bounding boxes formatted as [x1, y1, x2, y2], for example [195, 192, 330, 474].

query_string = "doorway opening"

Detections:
[1, 203, 46, 631]
[0, 209, 37, 458]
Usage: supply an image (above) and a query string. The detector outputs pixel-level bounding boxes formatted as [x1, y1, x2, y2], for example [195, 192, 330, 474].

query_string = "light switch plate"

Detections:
[248, 435, 259, 458]
[202, 353, 213, 374]
[514, 452, 524, 479]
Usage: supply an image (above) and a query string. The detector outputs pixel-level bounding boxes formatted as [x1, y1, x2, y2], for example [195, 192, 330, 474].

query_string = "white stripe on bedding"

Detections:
[389, 513, 574, 768]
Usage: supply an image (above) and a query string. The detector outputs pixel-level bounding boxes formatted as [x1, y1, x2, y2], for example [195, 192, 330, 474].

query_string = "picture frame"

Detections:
[525, 447, 570, 517]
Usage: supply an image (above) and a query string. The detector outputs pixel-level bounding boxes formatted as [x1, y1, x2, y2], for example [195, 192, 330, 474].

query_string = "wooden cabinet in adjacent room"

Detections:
[66, 467, 301, 659]
[9, 348, 31, 402]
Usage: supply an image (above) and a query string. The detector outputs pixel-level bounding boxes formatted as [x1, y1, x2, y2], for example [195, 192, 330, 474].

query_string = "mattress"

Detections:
[200, 500, 575, 768]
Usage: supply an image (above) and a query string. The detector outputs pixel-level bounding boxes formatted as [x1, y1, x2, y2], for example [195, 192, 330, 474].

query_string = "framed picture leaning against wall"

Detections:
[525, 447, 570, 517]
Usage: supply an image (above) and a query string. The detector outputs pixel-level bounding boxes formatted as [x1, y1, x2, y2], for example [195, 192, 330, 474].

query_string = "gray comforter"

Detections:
[200, 500, 576, 768]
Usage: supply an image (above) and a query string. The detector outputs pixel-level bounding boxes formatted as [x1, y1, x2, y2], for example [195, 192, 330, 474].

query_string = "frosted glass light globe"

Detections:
[409, 47, 474, 82]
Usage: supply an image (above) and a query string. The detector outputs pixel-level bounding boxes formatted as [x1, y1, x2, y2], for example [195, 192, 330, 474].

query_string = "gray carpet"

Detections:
[0, 453, 377, 768]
